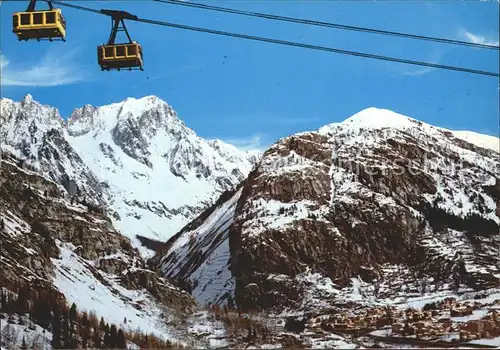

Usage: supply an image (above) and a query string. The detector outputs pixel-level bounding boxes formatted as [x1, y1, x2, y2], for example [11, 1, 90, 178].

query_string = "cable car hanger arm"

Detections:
[100, 10, 137, 45]
[25, 0, 53, 12]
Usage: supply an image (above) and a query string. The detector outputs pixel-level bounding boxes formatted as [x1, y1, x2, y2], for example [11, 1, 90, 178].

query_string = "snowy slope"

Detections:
[1, 95, 259, 257]
[159, 188, 243, 306]
[51, 242, 181, 340]
[451, 130, 499, 153]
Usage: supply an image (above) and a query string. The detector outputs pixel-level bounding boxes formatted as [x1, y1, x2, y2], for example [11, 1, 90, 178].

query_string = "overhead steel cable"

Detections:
[54, 1, 101, 13]
[153, 0, 500, 51]
[47, 0, 500, 77]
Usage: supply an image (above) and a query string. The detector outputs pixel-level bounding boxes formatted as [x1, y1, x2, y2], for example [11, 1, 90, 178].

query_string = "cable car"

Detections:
[13, 0, 66, 42]
[97, 10, 144, 71]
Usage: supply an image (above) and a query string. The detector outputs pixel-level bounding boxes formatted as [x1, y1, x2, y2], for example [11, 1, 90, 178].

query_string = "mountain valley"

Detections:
[1, 95, 499, 349]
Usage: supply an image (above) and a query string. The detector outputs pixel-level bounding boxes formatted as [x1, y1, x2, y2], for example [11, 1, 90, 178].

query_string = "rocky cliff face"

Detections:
[1, 94, 259, 257]
[157, 107, 500, 313]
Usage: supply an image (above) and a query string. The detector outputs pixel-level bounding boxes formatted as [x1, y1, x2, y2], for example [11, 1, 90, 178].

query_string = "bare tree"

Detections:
[419, 278, 428, 296]
[1, 324, 20, 348]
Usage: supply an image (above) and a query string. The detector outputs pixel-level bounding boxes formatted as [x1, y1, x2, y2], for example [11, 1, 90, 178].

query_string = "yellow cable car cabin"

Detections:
[97, 42, 144, 71]
[97, 10, 144, 71]
[13, 1, 66, 41]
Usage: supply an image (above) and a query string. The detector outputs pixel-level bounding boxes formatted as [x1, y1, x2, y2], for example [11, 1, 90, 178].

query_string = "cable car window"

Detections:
[20, 13, 31, 25]
[46, 12, 56, 24]
[104, 47, 114, 58]
[33, 13, 43, 25]
[116, 46, 126, 57]
[13, 15, 19, 27]
[127, 45, 137, 56]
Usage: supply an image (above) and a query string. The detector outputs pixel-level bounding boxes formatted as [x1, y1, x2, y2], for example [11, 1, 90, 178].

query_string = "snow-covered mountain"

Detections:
[1, 94, 259, 257]
[155, 107, 499, 313]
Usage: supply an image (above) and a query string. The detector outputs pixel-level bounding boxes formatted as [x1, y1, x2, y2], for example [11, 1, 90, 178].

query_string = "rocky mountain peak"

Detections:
[23, 93, 34, 104]
[66, 95, 186, 137]
[1, 95, 63, 131]
[208, 138, 262, 166]
[65, 104, 98, 136]
[341, 107, 421, 128]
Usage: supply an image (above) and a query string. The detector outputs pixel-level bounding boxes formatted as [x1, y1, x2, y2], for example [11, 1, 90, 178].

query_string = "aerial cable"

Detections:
[46, 0, 500, 78]
[153, 0, 500, 51]
[47, 1, 101, 14]
[134, 18, 500, 77]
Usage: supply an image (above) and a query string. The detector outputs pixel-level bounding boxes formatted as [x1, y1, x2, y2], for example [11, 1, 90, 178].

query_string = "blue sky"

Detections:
[1, 0, 499, 151]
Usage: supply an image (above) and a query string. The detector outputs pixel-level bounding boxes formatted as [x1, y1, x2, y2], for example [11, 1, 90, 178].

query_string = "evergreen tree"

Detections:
[92, 327, 102, 348]
[103, 323, 111, 348]
[81, 312, 91, 348]
[88, 310, 99, 329]
[32, 292, 51, 329]
[81, 311, 90, 327]
[117, 329, 127, 349]
[60, 311, 74, 349]
[110, 324, 118, 348]
[0, 288, 6, 312]
[51, 309, 62, 349]
[16, 285, 30, 315]
[69, 303, 77, 323]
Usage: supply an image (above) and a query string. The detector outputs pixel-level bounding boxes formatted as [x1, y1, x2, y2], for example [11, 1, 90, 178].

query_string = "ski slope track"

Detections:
[157, 106, 500, 313]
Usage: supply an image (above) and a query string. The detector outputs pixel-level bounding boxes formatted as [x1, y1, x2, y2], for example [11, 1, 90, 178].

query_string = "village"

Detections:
[307, 296, 500, 347]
